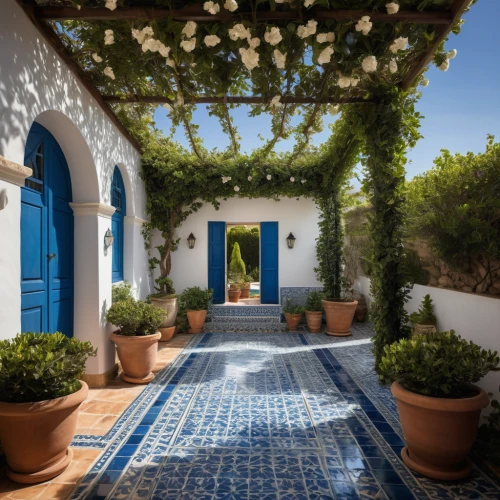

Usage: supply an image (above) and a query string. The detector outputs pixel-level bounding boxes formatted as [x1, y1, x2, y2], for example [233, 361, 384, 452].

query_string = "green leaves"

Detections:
[106, 300, 165, 336]
[0, 332, 97, 403]
[305, 291, 325, 312]
[179, 287, 213, 311]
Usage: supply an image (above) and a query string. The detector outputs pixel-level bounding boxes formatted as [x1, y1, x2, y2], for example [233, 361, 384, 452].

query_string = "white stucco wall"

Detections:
[0, 0, 152, 375]
[355, 276, 500, 399]
[162, 197, 321, 297]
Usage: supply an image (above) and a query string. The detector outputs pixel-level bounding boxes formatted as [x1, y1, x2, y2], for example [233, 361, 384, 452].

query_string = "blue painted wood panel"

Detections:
[208, 222, 226, 304]
[111, 167, 126, 282]
[260, 222, 279, 304]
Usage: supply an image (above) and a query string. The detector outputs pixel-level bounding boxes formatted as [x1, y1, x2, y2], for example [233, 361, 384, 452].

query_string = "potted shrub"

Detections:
[112, 280, 134, 303]
[240, 275, 252, 299]
[180, 287, 213, 333]
[409, 294, 437, 335]
[283, 300, 305, 331]
[0, 332, 96, 484]
[107, 300, 165, 384]
[321, 277, 358, 337]
[305, 291, 325, 332]
[379, 330, 499, 480]
[149, 276, 178, 341]
[228, 282, 241, 303]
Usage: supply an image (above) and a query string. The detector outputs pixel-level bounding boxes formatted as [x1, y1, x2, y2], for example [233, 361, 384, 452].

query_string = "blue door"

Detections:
[208, 222, 226, 304]
[260, 222, 279, 304]
[21, 123, 74, 336]
[111, 167, 126, 282]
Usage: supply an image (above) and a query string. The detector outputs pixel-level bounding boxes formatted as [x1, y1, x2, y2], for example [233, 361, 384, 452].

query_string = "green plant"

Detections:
[180, 287, 213, 311]
[476, 398, 500, 465]
[283, 299, 305, 315]
[409, 294, 437, 326]
[378, 330, 500, 398]
[248, 267, 260, 282]
[227, 226, 260, 271]
[112, 281, 134, 303]
[305, 291, 325, 312]
[152, 275, 176, 297]
[229, 282, 241, 290]
[229, 242, 246, 279]
[242, 274, 252, 284]
[0, 332, 97, 403]
[106, 300, 165, 336]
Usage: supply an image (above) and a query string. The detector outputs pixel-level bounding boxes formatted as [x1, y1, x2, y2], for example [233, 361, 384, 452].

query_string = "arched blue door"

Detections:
[111, 167, 126, 282]
[21, 123, 74, 336]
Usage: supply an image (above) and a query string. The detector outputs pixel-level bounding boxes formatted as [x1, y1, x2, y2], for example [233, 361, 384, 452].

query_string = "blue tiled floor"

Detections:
[71, 326, 500, 499]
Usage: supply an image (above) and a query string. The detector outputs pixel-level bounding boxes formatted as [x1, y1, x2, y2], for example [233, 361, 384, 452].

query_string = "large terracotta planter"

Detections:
[413, 324, 437, 336]
[284, 312, 302, 331]
[228, 289, 241, 303]
[187, 309, 207, 333]
[159, 326, 176, 341]
[111, 332, 161, 384]
[150, 295, 178, 328]
[354, 294, 367, 322]
[240, 285, 250, 299]
[391, 381, 489, 480]
[0, 381, 88, 484]
[322, 299, 358, 336]
[305, 311, 322, 333]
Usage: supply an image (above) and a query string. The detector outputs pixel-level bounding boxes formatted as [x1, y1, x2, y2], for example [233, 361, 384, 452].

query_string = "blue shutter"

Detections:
[111, 167, 126, 282]
[260, 222, 279, 304]
[208, 222, 226, 304]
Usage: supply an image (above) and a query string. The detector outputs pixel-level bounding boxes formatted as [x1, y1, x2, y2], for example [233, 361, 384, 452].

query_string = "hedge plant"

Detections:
[107, 300, 165, 336]
[0, 332, 97, 403]
[180, 287, 213, 311]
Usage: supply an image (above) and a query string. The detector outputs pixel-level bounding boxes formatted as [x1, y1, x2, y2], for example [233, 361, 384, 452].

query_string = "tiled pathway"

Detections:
[2, 327, 500, 499]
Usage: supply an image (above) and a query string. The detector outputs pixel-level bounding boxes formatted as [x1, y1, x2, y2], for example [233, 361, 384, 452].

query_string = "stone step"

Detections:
[204, 321, 288, 333]
[209, 305, 282, 319]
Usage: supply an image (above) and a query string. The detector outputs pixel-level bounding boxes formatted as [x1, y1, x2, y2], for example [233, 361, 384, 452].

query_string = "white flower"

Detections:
[182, 21, 197, 38]
[76, 4, 81, 10]
[297, 19, 317, 38]
[301, 179, 306, 184]
[350, 76, 360, 87]
[266, 174, 272, 180]
[389, 37, 408, 53]
[92, 53, 103, 63]
[228, 23, 251, 41]
[328, 105, 339, 116]
[103, 66, 115, 80]
[355, 16, 372, 36]
[389, 59, 398, 74]
[264, 27, 282, 46]
[318, 45, 334, 65]
[105, 0, 117, 11]
[204, 35, 221, 47]
[248, 37, 260, 49]
[166, 58, 176, 68]
[159, 44, 171, 58]
[338, 74, 351, 88]
[386, 2, 400, 14]
[247, 176, 252, 181]
[270, 95, 283, 108]
[421, 77, 429, 87]
[176, 94, 184, 106]
[234, 186, 240, 192]
[204, 1, 220, 15]
[362, 55, 377, 73]
[222, 176, 230, 184]
[239, 47, 259, 70]
[180, 39, 196, 52]
[438, 60, 449, 72]
[104, 29, 114, 45]
[316, 32, 335, 44]
[290, 177, 295, 182]
[163, 103, 172, 112]
[446, 49, 457, 60]
[132, 26, 154, 45]
[304, 0, 315, 7]
[273, 49, 287, 69]
[224, 0, 238, 12]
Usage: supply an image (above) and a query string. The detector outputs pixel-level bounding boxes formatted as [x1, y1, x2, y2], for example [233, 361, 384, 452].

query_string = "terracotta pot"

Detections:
[284, 312, 302, 331]
[159, 326, 177, 341]
[322, 299, 358, 336]
[413, 324, 437, 336]
[111, 332, 161, 384]
[354, 294, 367, 322]
[228, 289, 241, 303]
[305, 311, 323, 333]
[391, 381, 489, 480]
[150, 295, 178, 328]
[187, 309, 207, 334]
[240, 285, 250, 299]
[0, 381, 88, 484]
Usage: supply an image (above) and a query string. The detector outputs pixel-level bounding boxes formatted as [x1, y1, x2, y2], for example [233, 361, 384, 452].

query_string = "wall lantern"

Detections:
[286, 232, 296, 249]
[104, 228, 114, 249]
[187, 232, 196, 249]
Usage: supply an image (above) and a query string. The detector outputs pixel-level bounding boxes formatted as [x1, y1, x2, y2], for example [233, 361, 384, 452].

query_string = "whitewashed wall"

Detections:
[355, 276, 500, 399]
[161, 197, 321, 296]
[0, 0, 152, 376]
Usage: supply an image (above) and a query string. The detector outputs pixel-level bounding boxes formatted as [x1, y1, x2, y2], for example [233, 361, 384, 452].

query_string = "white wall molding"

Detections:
[124, 215, 149, 226]
[70, 202, 116, 218]
[0, 155, 32, 187]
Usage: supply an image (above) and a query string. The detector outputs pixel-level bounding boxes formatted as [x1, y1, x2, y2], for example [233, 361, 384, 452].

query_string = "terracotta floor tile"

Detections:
[81, 401, 128, 416]
[92, 415, 118, 430]
[74, 427, 107, 436]
[40, 482, 76, 499]
[76, 413, 103, 428]
[69, 449, 100, 462]
[5, 484, 48, 500]
[52, 459, 94, 485]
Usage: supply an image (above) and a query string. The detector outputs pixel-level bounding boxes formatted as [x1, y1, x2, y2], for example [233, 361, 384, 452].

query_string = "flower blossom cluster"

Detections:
[104, 29, 114, 45]
[318, 46, 334, 65]
[355, 16, 372, 36]
[386, 2, 400, 14]
[180, 21, 197, 53]
[222, 176, 232, 183]
[92, 53, 103, 63]
[234, 186, 240, 192]
[337, 72, 359, 88]
[132, 26, 170, 57]
[204, 35, 221, 47]
[389, 37, 408, 54]
[316, 32, 335, 44]
[224, 0, 238, 12]
[105, 0, 117, 11]
[297, 20, 317, 39]
[362, 55, 377, 73]
[389, 59, 398, 74]
[304, 0, 315, 7]
[264, 27, 282, 46]
[273, 49, 286, 69]
[204, 1, 220, 15]
[270, 95, 283, 108]
[103, 66, 115, 80]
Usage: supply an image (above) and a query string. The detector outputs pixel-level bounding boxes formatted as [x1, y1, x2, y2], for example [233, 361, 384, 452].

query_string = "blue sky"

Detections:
[153, 1, 500, 181]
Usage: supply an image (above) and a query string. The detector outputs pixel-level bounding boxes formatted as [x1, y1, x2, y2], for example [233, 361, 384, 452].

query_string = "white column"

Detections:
[0, 156, 32, 340]
[70, 202, 116, 376]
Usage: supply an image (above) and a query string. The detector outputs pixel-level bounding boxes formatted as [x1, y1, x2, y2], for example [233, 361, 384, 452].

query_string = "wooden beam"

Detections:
[35, 6, 452, 25]
[401, 0, 472, 91]
[16, 1, 142, 153]
[102, 95, 374, 105]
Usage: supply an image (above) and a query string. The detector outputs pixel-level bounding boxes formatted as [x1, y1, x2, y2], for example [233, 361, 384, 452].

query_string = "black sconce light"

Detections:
[187, 232, 196, 249]
[286, 232, 296, 249]
[104, 228, 114, 256]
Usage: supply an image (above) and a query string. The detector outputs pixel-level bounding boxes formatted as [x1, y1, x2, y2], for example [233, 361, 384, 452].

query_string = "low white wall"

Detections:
[356, 276, 500, 399]
[162, 197, 321, 296]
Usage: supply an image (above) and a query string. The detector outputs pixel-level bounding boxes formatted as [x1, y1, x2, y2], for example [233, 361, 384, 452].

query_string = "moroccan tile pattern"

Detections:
[68, 328, 500, 499]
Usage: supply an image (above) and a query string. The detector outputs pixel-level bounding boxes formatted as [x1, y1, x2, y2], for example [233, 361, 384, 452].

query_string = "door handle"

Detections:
[46, 253, 56, 260]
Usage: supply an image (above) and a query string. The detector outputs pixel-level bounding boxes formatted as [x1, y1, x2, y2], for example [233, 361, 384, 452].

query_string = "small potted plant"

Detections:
[283, 299, 305, 331]
[228, 282, 241, 303]
[107, 300, 165, 384]
[240, 275, 252, 299]
[379, 330, 499, 480]
[180, 287, 213, 333]
[305, 291, 325, 332]
[149, 276, 179, 341]
[0, 332, 96, 484]
[409, 294, 437, 335]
